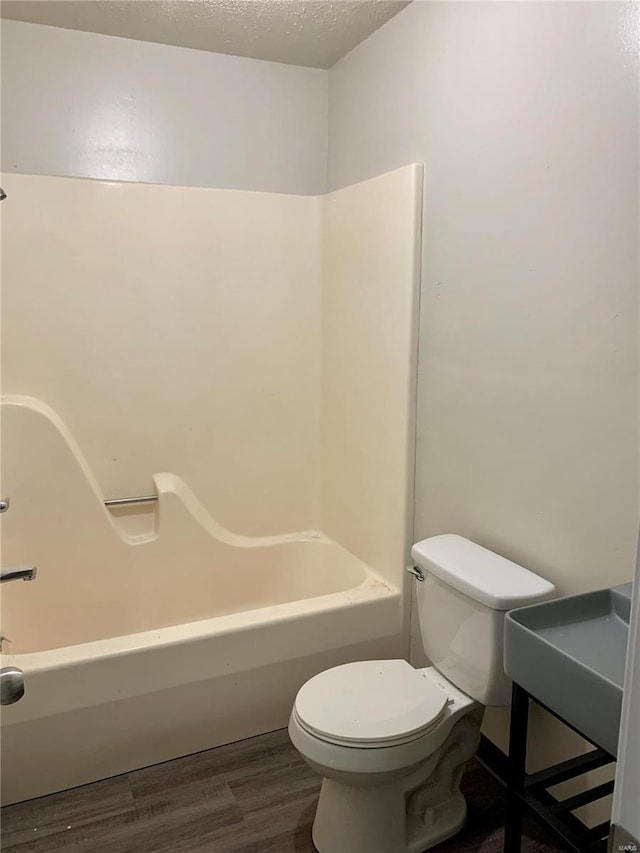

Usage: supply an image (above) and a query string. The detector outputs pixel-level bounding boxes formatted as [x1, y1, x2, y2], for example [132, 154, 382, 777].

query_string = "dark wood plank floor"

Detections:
[1, 728, 566, 852]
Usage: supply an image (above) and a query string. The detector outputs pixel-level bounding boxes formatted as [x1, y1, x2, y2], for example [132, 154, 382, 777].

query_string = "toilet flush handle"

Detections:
[407, 565, 425, 582]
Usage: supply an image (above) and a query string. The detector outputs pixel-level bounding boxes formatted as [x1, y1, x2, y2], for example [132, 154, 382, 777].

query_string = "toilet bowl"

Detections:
[289, 660, 481, 853]
[289, 535, 556, 853]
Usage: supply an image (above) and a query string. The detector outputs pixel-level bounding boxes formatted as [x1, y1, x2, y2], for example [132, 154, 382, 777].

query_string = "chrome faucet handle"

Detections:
[0, 497, 9, 513]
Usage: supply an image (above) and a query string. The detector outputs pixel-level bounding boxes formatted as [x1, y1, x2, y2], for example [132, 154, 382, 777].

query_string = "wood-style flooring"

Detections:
[1, 728, 567, 853]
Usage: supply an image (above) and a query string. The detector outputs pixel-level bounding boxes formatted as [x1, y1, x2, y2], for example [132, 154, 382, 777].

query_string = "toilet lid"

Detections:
[294, 660, 449, 746]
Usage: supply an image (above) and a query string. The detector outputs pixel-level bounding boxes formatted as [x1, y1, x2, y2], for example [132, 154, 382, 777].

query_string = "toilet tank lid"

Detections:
[411, 534, 555, 610]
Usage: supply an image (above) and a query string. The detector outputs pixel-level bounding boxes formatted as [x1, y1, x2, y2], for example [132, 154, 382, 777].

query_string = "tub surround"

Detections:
[1, 164, 421, 596]
[1, 172, 323, 538]
[321, 167, 421, 590]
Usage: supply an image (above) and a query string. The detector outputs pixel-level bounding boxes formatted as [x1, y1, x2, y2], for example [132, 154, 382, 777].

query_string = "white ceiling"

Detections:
[0, 0, 411, 68]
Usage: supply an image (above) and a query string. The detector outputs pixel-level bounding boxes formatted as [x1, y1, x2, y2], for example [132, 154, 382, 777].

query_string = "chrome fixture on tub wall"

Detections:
[0, 667, 25, 705]
[0, 490, 34, 703]
[0, 566, 38, 583]
[0, 497, 38, 582]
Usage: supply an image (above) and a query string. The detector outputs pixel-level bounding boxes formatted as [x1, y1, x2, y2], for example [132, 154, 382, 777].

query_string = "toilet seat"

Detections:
[294, 660, 449, 748]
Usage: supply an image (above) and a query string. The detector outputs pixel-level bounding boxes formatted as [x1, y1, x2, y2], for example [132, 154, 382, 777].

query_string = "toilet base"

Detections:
[406, 792, 467, 852]
[312, 782, 467, 853]
[310, 716, 480, 853]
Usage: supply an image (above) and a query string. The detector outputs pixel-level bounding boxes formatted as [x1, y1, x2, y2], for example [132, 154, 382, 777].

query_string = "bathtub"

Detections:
[1, 541, 404, 805]
[0, 398, 407, 804]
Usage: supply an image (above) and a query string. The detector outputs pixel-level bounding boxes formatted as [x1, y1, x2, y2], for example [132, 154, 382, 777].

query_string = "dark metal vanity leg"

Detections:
[504, 682, 530, 853]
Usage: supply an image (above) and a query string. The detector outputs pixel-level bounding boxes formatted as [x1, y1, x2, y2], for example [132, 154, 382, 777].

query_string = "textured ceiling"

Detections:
[0, 0, 411, 68]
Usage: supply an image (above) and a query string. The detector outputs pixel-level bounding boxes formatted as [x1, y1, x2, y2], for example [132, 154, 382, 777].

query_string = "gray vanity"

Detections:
[501, 582, 633, 853]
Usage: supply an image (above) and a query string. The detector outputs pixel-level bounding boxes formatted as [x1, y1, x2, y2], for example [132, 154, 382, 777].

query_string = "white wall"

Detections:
[0, 20, 328, 194]
[329, 1, 640, 599]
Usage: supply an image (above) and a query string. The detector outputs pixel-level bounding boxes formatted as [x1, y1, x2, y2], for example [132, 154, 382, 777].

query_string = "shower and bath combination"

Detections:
[0, 164, 422, 803]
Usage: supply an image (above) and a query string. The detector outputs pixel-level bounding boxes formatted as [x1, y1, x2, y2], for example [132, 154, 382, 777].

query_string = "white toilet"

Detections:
[288, 534, 555, 853]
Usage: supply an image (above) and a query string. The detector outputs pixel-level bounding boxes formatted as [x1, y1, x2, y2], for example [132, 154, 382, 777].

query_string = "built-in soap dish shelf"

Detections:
[105, 494, 158, 541]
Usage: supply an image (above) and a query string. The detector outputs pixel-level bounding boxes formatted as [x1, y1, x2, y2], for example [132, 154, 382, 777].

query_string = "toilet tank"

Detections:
[411, 535, 555, 706]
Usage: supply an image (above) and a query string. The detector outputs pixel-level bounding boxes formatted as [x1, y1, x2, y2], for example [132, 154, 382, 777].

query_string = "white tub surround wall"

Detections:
[321, 165, 422, 592]
[1, 165, 421, 572]
[1, 173, 322, 536]
[0, 20, 328, 194]
[0, 165, 422, 803]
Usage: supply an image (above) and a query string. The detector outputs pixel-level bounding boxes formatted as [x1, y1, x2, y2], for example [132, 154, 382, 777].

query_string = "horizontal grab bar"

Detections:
[104, 495, 158, 508]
